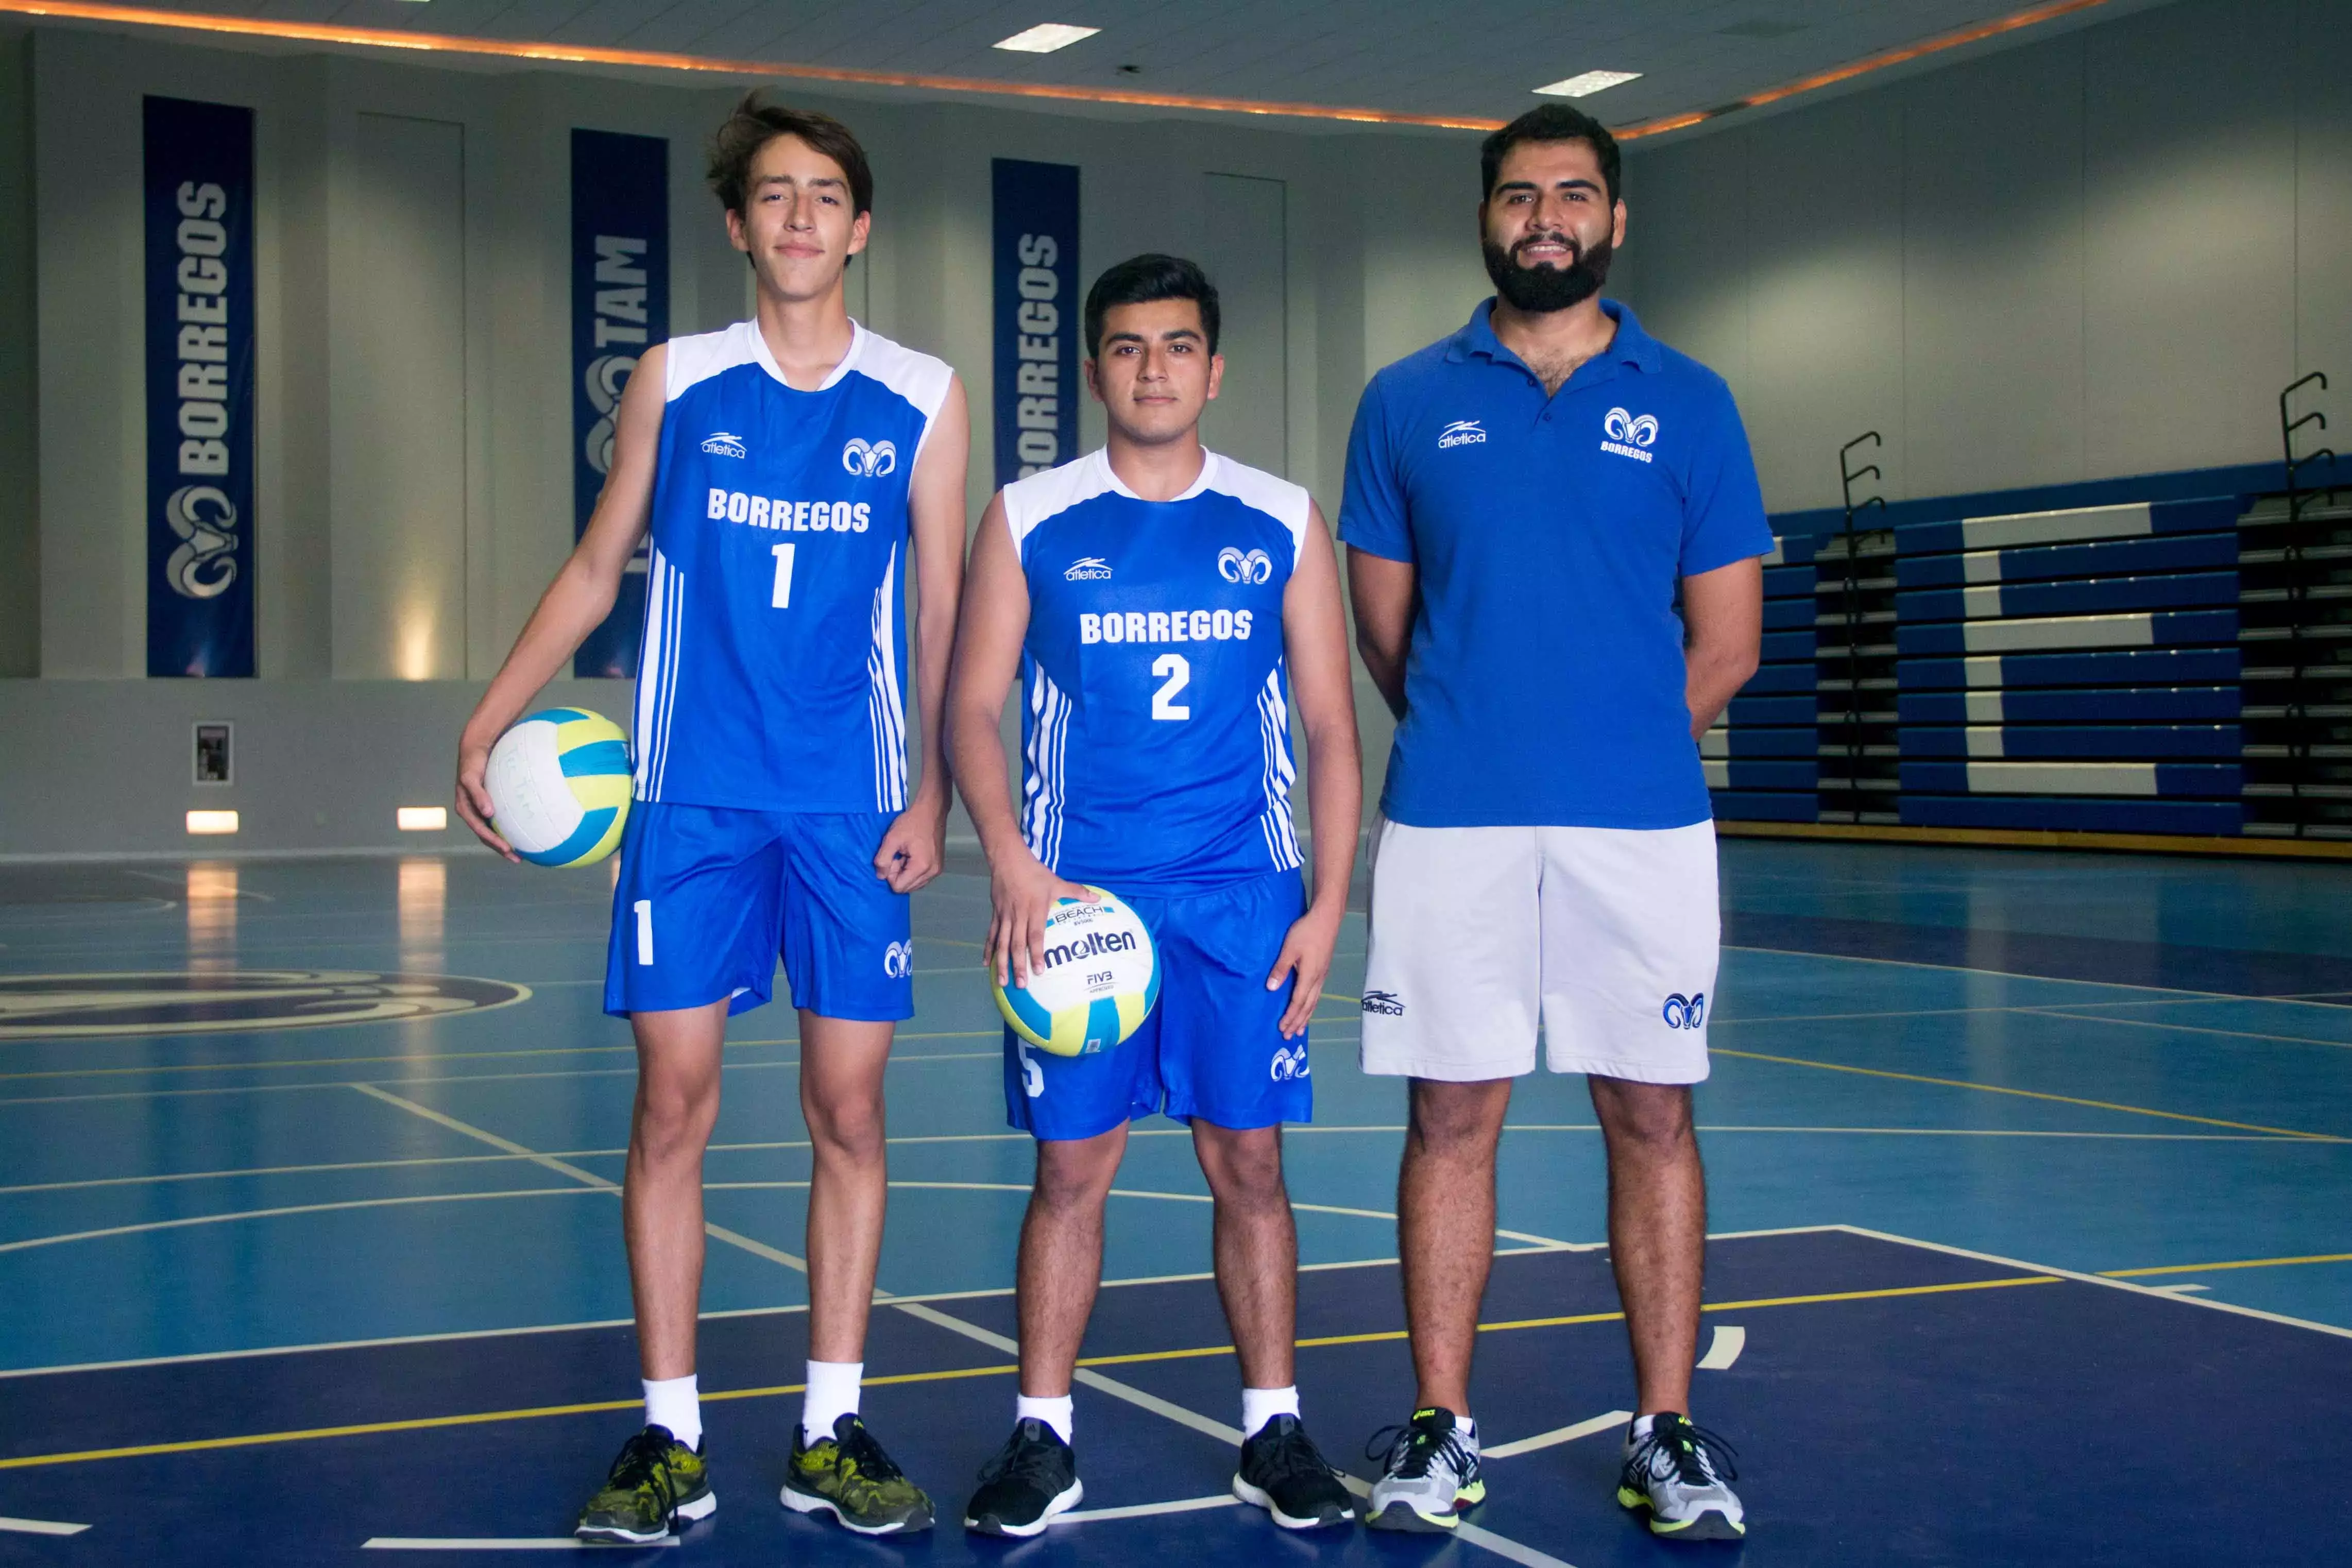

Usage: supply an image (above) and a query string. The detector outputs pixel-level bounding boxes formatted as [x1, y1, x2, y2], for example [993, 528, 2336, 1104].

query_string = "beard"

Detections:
[1481, 230, 1613, 313]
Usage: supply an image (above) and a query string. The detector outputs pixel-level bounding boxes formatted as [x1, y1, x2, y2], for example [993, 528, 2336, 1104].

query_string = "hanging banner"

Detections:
[992, 159, 1080, 488]
[571, 129, 670, 678]
[144, 97, 256, 678]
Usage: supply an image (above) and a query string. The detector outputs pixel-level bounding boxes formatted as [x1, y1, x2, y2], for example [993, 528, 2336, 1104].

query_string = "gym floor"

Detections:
[3, 839, 2348, 1565]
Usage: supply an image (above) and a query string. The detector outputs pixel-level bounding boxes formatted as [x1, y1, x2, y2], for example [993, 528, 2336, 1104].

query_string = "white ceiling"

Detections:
[111, 0, 2150, 132]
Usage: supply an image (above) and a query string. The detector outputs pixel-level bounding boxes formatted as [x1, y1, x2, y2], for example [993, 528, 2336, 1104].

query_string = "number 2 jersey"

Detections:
[634, 319, 952, 812]
[1008, 448, 1310, 896]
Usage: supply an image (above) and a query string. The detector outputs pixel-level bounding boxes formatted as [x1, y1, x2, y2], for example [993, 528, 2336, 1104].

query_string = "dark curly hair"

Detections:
[706, 93, 873, 217]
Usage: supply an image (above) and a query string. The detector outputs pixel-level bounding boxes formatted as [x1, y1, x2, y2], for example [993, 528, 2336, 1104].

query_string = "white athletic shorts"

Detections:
[1357, 817, 1720, 1084]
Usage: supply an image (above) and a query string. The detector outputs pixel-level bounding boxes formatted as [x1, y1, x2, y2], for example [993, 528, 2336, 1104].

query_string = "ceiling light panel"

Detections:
[1533, 70, 1643, 98]
[994, 23, 1100, 54]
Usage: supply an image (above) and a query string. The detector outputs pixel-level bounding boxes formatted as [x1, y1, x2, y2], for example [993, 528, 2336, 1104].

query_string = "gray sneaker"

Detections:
[1616, 1413, 1744, 1540]
[1363, 1407, 1483, 1532]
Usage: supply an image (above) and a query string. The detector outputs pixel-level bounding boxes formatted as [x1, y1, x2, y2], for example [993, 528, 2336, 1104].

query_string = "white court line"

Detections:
[0, 1514, 92, 1536]
[1053, 1493, 1241, 1525]
[0, 1187, 602, 1255]
[1696, 1324, 1747, 1370]
[2015, 1008, 2352, 1052]
[1831, 1224, 2352, 1342]
[362, 1538, 675, 1550]
[350, 1085, 810, 1274]
[1719, 941, 2306, 1003]
[1482, 1409, 1630, 1460]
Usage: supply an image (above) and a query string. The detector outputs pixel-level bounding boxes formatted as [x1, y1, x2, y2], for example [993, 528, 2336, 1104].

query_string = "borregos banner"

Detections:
[571, 129, 670, 679]
[992, 159, 1079, 488]
[144, 96, 256, 678]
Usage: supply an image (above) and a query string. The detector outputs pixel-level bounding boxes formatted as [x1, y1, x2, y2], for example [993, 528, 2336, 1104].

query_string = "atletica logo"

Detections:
[700, 431, 747, 458]
[1661, 992, 1707, 1030]
[1065, 556, 1112, 582]
[882, 941, 913, 979]
[1217, 546, 1274, 585]
[1360, 990, 1405, 1017]
[1438, 419, 1487, 449]
[1037, 928, 1139, 973]
[1270, 1044, 1311, 1081]
[842, 437, 898, 478]
[0, 970, 531, 1040]
[1601, 407, 1659, 464]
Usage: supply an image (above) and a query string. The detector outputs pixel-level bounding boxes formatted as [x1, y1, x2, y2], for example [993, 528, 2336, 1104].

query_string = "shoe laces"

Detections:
[1364, 1412, 1471, 1482]
[834, 1419, 909, 1489]
[1253, 1417, 1341, 1487]
[607, 1428, 685, 1507]
[980, 1418, 1069, 1489]
[1628, 1415, 1738, 1489]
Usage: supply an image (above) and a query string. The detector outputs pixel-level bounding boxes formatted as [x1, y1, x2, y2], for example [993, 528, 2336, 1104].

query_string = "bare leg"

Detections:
[1016, 1125, 1128, 1396]
[1399, 1077, 1514, 1413]
[1191, 1122, 1297, 1389]
[624, 1000, 729, 1380]
[799, 1013, 895, 1364]
[1588, 1076, 1706, 1417]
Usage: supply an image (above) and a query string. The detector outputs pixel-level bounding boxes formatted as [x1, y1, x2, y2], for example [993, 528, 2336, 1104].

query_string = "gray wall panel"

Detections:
[0, 31, 33, 677]
[1200, 172, 1288, 476]
[1901, 37, 2088, 500]
[2294, 0, 2352, 407]
[2083, 0, 2297, 479]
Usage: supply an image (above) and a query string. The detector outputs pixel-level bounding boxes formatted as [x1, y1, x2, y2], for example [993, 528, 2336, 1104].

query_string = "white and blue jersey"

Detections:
[1007, 449, 1309, 896]
[634, 319, 952, 813]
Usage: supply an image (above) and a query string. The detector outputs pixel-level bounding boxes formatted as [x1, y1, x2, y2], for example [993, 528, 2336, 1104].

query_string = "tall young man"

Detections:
[946, 255, 1361, 1537]
[454, 97, 967, 1543]
[1342, 105, 1768, 1541]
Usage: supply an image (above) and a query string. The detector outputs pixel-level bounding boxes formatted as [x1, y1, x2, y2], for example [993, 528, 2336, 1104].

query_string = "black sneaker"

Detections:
[574, 1424, 715, 1544]
[964, 1417, 1083, 1538]
[1232, 1413, 1354, 1529]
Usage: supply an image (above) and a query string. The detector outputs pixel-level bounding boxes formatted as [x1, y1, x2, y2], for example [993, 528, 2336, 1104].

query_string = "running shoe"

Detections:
[1617, 1413, 1744, 1540]
[1363, 1407, 1482, 1532]
[781, 1413, 935, 1534]
[964, 1417, 1083, 1538]
[574, 1424, 715, 1544]
[1232, 1413, 1354, 1530]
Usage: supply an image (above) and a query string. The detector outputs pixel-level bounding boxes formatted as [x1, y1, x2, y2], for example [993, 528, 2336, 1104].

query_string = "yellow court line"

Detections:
[2102, 1252, 2352, 1278]
[0, 1276, 2057, 1470]
[1711, 1047, 2347, 1142]
[0, 1364, 1019, 1471]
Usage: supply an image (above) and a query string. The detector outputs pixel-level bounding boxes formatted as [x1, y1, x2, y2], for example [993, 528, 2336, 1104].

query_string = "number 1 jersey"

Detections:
[1009, 449, 1309, 895]
[635, 319, 952, 812]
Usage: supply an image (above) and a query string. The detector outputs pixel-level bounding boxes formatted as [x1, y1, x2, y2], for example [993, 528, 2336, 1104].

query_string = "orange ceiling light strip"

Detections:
[0, 0, 1502, 129]
[1, 0, 2114, 138]
[1614, 0, 2115, 139]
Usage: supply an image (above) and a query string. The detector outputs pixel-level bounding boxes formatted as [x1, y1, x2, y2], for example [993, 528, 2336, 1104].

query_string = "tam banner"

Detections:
[144, 96, 256, 677]
[571, 129, 670, 678]
[992, 159, 1079, 488]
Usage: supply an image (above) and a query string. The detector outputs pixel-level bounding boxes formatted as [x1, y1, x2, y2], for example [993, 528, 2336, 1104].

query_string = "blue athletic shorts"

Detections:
[603, 803, 913, 1022]
[1003, 870, 1311, 1140]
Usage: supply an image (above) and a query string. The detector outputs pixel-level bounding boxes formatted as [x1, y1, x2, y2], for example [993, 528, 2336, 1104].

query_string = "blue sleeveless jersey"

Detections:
[1008, 449, 1310, 895]
[634, 320, 952, 812]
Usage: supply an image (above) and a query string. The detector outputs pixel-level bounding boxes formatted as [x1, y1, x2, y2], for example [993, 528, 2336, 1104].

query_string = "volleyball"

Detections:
[485, 708, 633, 868]
[993, 889, 1160, 1057]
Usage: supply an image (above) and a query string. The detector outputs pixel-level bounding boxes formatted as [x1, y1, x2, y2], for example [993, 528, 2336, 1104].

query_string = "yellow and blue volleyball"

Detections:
[993, 889, 1160, 1058]
[485, 707, 633, 867]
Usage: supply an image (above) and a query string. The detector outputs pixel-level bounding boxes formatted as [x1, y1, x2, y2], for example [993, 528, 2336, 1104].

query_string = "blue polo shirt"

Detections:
[1340, 298, 1770, 830]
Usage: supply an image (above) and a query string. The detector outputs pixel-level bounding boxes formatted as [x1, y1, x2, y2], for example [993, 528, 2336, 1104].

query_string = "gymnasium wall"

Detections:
[0, 24, 1489, 856]
[1618, 0, 2352, 515]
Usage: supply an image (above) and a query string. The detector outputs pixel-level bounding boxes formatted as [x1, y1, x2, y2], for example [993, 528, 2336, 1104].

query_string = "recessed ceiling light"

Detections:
[1533, 70, 1643, 98]
[397, 806, 449, 831]
[186, 809, 240, 835]
[994, 23, 1100, 54]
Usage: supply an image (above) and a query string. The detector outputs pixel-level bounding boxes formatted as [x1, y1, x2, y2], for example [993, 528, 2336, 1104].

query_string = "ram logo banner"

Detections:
[992, 159, 1079, 488]
[571, 129, 671, 678]
[144, 97, 257, 678]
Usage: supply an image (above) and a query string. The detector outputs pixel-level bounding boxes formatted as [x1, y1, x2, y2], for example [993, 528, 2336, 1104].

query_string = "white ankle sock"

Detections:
[1240, 1385, 1300, 1438]
[800, 1360, 863, 1446]
[642, 1374, 701, 1450]
[1016, 1393, 1075, 1444]
[1457, 1414, 1478, 1451]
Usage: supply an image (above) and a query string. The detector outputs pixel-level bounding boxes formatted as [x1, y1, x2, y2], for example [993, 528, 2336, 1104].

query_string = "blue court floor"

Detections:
[3, 840, 2350, 1564]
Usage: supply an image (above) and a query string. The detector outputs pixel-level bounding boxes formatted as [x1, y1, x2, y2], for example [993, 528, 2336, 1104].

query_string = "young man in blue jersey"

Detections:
[1344, 106, 1767, 1541]
[454, 98, 967, 1543]
[946, 254, 1362, 1537]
